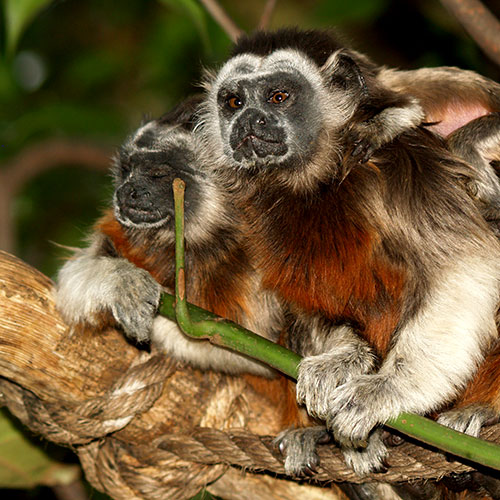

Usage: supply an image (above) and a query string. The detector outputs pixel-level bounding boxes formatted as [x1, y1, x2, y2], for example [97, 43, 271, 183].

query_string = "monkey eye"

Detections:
[226, 95, 243, 109]
[268, 91, 289, 104]
[148, 168, 169, 179]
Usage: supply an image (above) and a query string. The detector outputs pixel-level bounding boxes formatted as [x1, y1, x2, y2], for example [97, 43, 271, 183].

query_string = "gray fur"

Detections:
[294, 322, 378, 422]
[56, 114, 281, 377]
[341, 429, 388, 476]
[379, 65, 500, 227]
[274, 426, 329, 476]
[348, 97, 424, 161]
[437, 403, 499, 436]
[447, 113, 500, 225]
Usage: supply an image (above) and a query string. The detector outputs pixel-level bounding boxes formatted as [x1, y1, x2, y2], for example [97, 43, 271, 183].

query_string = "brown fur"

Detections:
[456, 340, 500, 410]
[379, 66, 500, 138]
[230, 129, 486, 359]
[97, 210, 256, 325]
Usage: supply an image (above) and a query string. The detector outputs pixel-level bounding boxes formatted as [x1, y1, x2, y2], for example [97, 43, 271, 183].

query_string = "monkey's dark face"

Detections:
[217, 70, 316, 168]
[113, 122, 202, 229]
[204, 50, 359, 174]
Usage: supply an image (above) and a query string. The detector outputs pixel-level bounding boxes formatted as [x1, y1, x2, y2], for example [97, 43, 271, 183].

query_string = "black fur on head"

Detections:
[231, 27, 345, 67]
[231, 27, 380, 75]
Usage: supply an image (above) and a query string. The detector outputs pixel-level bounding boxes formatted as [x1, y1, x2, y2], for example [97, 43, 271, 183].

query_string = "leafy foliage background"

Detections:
[0, 0, 499, 498]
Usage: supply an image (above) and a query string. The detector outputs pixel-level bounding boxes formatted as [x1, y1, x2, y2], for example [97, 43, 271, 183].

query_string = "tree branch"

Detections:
[258, 0, 278, 30]
[1, 139, 113, 194]
[0, 139, 113, 252]
[440, 0, 500, 66]
[0, 250, 348, 499]
[198, 0, 243, 42]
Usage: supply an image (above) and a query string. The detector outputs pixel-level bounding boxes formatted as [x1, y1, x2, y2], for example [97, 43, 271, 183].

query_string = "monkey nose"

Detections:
[242, 108, 269, 131]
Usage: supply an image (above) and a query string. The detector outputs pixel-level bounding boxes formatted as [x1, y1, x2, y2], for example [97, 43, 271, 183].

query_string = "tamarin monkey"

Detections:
[57, 28, 500, 497]
[197, 28, 500, 477]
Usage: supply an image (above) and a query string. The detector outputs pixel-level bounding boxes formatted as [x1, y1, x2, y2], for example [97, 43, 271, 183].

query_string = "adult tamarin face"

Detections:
[205, 49, 361, 174]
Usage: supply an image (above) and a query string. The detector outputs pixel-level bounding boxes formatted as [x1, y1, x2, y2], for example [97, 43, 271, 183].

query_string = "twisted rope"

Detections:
[153, 427, 479, 483]
[1, 353, 175, 445]
[2, 364, 498, 487]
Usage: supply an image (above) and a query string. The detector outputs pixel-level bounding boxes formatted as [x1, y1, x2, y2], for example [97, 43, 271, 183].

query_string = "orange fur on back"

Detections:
[251, 178, 406, 357]
[456, 341, 500, 410]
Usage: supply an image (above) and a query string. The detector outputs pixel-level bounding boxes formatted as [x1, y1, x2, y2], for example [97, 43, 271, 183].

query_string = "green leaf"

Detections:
[0, 408, 80, 488]
[4, 0, 53, 56]
[157, 0, 210, 51]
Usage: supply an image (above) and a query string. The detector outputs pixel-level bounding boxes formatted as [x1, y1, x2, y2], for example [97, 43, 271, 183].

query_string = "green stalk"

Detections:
[161, 178, 500, 472]
[167, 178, 301, 376]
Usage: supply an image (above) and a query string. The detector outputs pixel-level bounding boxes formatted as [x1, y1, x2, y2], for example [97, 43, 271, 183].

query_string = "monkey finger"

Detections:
[351, 140, 376, 163]
[274, 426, 329, 477]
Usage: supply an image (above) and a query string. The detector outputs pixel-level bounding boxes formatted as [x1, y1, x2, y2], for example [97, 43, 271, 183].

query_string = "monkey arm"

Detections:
[378, 66, 500, 137]
[55, 232, 163, 342]
[348, 97, 425, 162]
[276, 318, 378, 476]
[325, 255, 498, 445]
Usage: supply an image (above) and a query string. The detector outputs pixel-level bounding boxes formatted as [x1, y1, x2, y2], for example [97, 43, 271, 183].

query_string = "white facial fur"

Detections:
[198, 49, 359, 174]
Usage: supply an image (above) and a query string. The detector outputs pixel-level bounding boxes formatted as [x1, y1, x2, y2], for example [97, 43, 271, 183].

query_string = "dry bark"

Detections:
[0, 250, 346, 499]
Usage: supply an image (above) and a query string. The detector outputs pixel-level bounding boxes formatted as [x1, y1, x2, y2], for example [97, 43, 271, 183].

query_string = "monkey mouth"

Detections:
[234, 134, 288, 161]
[236, 134, 280, 148]
[117, 206, 171, 228]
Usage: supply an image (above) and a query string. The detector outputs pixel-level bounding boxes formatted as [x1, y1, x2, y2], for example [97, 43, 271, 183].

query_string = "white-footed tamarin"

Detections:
[197, 28, 500, 476]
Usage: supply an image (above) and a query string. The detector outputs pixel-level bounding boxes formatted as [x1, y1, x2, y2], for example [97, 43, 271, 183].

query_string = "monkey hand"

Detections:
[108, 264, 163, 343]
[274, 426, 331, 477]
[296, 343, 377, 422]
[56, 252, 163, 343]
[340, 429, 388, 476]
[296, 370, 402, 474]
[345, 122, 383, 163]
[437, 404, 499, 437]
[346, 100, 425, 163]
[320, 374, 399, 475]
[323, 374, 402, 451]
[283, 345, 376, 475]
[349, 136, 379, 163]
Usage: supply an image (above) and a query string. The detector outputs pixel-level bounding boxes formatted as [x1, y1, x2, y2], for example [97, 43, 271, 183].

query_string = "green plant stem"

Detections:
[168, 178, 301, 376]
[163, 178, 500, 472]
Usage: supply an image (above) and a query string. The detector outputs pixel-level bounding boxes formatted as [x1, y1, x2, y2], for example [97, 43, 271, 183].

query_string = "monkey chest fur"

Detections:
[247, 180, 407, 355]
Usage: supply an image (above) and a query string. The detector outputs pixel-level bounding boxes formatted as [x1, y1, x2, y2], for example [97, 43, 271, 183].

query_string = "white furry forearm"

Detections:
[56, 253, 128, 325]
[378, 256, 499, 416]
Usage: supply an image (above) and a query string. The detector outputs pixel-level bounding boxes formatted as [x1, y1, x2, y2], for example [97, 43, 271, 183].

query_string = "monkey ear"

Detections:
[321, 50, 368, 97]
